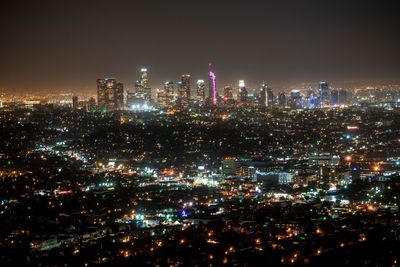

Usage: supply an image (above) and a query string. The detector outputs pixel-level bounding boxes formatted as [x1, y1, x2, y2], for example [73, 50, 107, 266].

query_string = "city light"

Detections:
[1, 1, 399, 265]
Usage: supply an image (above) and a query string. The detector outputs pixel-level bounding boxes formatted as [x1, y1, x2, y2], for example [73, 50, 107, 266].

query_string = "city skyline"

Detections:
[1, 0, 400, 92]
[3, 63, 399, 95]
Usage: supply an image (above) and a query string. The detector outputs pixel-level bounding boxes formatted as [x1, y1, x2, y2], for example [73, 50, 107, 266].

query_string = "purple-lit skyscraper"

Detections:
[208, 64, 217, 105]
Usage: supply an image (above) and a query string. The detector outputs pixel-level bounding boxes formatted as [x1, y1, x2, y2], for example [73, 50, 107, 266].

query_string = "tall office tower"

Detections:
[223, 86, 234, 104]
[72, 96, 78, 110]
[88, 97, 96, 111]
[208, 64, 217, 105]
[338, 89, 348, 105]
[278, 92, 286, 107]
[97, 78, 124, 111]
[114, 82, 124, 109]
[178, 74, 191, 106]
[127, 68, 151, 108]
[135, 68, 152, 101]
[156, 88, 167, 106]
[259, 83, 267, 108]
[305, 90, 318, 108]
[97, 78, 108, 108]
[267, 87, 274, 108]
[196, 80, 206, 103]
[290, 90, 302, 109]
[319, 81, 330, 106]
[238, 80, 248, 104]
[161, 81, 175, 107]
[126, 88, 135, 108]
[330, 89, 339, 106]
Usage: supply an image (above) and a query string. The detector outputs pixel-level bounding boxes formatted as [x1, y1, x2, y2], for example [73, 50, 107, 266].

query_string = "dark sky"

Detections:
[1, 0, 399, 92]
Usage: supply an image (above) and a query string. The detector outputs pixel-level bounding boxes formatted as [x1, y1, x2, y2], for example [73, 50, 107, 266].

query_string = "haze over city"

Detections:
[1, 0, 400, 92]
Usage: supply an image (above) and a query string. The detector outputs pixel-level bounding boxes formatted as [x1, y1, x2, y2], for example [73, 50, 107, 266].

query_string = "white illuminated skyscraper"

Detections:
[196, 80, 206, 104]
[178, 74, 191, 106]
[238, 80, 248, 104]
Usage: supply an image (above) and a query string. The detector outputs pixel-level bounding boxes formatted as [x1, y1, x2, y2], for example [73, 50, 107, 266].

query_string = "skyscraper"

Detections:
[156, 88, 167, 107]
[157, 81, 175, 107]
[126, 88, 135, 108]
[97, 79, 107, 109]
[196, 80, 206, 104]
[238, 80, 248, 104]
[97, 78, 124, 111]
[208, 64, 217, 105]
[88, 97, 96, 111]
[330, 89, 339, 106]
[223, 86, 234, 105]
[114, 82, 124, 110]
[278, 92, 286, 108]
[290, 90, 302, 109]
[137, 68, 151, 100]
[267, 87, 274, 108]
[72, 96, 78, 110]
[127, 68, 152, 108]
[178, 74, 191, 106]
[319, 81, 330, 107]
[305, 90, 318, 108]
[259, 83, 267, 108]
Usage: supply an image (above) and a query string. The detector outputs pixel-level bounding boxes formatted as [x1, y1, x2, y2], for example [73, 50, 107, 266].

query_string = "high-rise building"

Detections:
[238, 80, 248, 104]
[278, 92, 286, 107]
[97, 78, 124, 111]
[128, 68, 152, 108]
[196, 80, 206, 104]
[126, 89, 135, 108]
[267, 87, 274, 108]
[208, 64, 217, 105]
[259, 83, 273, 108]
[304, 90, 318, 108]
[223, 86, 234, 104]
[72, 96, 78, 110]
[156, 88, 167, 107]
[157, 81, 175, 107]
[178, 74, 191, 106]
[330, 89, 339, 106]
[114, 83, 124, 109]
[136, 68, 151, 100]
[88, 97, 96, 111]
[319, 81, 330, 106]
[259, 83, 267, 108]
[289, 90, 302, 109]
[97, 79, 108, 109]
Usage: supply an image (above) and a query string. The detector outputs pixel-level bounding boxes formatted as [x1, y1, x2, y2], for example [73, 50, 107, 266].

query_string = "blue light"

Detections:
[181, 210, 188, 217]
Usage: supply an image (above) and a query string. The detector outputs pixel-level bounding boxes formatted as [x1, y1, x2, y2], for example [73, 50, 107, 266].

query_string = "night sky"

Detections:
[1, 0, 399, 92]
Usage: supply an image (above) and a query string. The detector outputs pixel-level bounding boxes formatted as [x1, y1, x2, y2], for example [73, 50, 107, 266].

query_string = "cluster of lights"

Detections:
[130, 104, 156, 111]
